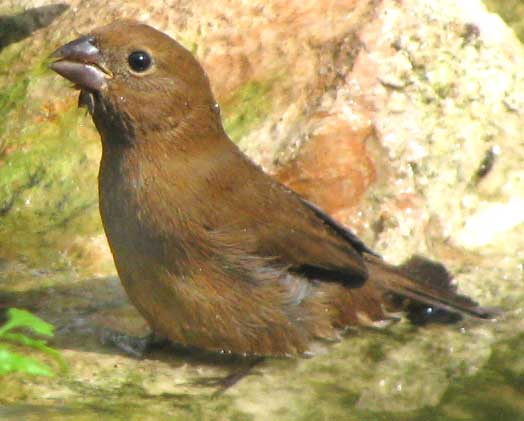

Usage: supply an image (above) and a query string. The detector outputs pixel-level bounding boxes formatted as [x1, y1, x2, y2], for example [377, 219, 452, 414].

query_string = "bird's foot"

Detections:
[98, 329, 169, 358]
[192, 356, 264, 396]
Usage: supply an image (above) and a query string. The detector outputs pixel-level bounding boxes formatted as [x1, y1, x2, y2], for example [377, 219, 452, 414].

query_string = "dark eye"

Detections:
[128, 51, 152, 72]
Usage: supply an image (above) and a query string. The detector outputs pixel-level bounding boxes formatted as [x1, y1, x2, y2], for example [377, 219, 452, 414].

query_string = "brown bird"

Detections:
[49, 20, 493, 357]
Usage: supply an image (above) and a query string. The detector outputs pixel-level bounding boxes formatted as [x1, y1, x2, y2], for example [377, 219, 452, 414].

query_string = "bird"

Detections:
[49, 20, 494, 357]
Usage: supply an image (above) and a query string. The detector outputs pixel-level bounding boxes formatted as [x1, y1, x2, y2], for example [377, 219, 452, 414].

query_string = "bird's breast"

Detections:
[98, 148, 177, 269]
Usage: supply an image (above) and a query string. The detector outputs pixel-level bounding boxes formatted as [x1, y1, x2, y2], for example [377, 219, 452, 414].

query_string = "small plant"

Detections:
[0, 308, 65, 376]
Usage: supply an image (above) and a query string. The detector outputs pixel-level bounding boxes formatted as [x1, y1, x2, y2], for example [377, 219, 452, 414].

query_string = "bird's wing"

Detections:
[248, 186, 375, 285]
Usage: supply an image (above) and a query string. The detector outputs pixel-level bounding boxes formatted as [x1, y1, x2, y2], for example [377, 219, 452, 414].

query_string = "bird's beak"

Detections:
[49, 35, 112, 92]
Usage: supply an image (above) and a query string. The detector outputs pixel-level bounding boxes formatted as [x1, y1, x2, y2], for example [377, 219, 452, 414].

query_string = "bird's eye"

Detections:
[128, 51, 152, 72]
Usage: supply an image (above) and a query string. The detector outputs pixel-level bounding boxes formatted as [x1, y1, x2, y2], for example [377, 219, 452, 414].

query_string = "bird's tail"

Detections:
[364, 254, 497, 324]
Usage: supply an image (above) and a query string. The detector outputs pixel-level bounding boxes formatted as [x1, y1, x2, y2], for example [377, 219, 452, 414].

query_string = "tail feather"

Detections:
[364, 254, 497, 324]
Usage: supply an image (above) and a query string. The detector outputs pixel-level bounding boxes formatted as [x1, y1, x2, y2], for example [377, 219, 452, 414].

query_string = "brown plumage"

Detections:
[49, 20, 493, 357]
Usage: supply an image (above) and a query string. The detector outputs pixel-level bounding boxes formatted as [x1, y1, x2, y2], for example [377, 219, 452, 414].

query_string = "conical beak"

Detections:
[49, 35, 111, 91]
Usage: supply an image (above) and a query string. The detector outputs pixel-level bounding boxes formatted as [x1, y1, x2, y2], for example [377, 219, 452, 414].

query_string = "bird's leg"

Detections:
[98, 329, 169, 358]
[193, 356, 265, 396]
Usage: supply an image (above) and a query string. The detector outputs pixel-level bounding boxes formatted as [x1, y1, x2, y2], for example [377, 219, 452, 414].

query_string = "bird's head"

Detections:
[50, 20, 221, 144]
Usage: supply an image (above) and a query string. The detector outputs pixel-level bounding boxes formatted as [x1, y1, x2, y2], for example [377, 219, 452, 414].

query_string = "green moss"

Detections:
[485, 0, 524, 43]
[0, 77, 29, 120]
[0, 81, 29, 158]
[0, 106, 101, 266]
[0, 47, 31, 146]
[0, 43, 102, 267]
[416, 334, 524, 421]
[222, 80, 274, 142]
[177, 35, 199, 56]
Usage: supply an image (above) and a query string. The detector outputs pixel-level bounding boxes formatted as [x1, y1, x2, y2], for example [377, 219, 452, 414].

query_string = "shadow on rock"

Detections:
[0, 3, 69, 51]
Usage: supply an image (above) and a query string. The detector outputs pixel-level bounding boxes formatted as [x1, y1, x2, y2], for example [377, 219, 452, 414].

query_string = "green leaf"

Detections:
[0, 309, 66, 376]
[0, 308, 54, 337]
[0, 347, 54, 376]
[2, 332, 67, 372]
